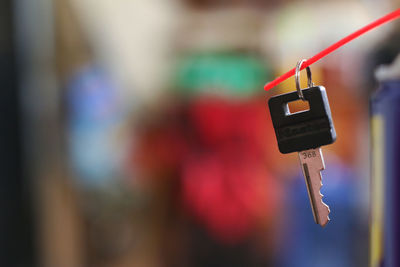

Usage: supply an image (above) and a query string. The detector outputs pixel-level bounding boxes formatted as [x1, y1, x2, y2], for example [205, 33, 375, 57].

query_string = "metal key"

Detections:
[298, 148, 330, 226]
[268, 62, 336, 227]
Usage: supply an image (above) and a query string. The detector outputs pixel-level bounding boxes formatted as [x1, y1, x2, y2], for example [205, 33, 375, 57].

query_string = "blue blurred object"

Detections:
[66, 66, 124, 187]
[278, 157, 366, 267]
[371, 77, 400, 267]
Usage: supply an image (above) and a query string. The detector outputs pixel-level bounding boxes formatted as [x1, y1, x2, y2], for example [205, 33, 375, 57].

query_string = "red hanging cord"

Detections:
[264, 8, 400, 91]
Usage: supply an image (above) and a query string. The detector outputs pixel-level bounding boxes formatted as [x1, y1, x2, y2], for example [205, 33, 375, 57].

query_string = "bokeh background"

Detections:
[2, 0, 400, 266]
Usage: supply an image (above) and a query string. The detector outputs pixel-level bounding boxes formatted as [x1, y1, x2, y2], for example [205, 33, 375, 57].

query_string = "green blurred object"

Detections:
[174, 52, 271, 97]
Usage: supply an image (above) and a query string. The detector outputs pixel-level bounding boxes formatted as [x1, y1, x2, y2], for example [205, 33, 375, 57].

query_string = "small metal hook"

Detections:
[295, 59, 314, 101]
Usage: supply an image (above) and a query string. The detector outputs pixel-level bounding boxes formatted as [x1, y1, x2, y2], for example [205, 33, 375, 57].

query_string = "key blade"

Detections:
[299, 148, 330, 227]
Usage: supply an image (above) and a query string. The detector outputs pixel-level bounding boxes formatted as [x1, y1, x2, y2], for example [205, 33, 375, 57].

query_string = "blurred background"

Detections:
[2, 0, 400, 266]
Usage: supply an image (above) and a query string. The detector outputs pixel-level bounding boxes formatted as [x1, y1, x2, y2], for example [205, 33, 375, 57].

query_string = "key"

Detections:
[298, 148, 330, 226]
[268, 86, 336, 227]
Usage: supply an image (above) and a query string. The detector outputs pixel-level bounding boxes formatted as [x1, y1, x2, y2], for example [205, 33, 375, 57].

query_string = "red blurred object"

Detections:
[190, 97, 270, 152]
[182, 153, 279, 244]
[132, 96, 281, 244]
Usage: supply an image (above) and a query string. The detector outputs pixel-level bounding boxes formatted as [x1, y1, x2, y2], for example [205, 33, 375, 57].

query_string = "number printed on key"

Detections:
[302, 151, 317, 159]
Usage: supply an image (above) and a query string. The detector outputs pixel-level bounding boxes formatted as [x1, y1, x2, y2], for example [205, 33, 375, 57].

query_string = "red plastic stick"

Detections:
[264, 8, 400, 91]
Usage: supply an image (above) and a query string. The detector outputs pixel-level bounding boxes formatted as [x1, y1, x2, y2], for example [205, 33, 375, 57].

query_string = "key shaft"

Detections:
[298, 148, 330, 227]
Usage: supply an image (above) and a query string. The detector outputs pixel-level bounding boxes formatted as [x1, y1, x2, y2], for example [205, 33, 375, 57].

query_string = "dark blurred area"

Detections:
[2, 0, 400, 266]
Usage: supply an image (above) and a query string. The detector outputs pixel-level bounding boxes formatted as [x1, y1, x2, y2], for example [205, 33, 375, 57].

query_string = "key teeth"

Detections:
[320, 217, 330, 227]
[318, 202, 330, 227]
[319, 181, 330, 227]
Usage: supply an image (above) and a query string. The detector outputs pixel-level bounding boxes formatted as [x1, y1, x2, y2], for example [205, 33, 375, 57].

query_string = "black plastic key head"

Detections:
[268, 86, 336, 154]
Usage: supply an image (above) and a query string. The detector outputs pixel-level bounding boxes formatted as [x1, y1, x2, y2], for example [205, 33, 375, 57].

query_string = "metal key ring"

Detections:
[295, 59, 314, 101]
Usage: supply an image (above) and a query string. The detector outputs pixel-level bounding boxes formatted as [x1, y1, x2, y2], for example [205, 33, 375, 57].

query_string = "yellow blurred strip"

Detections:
[370, 116, 384, 267]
